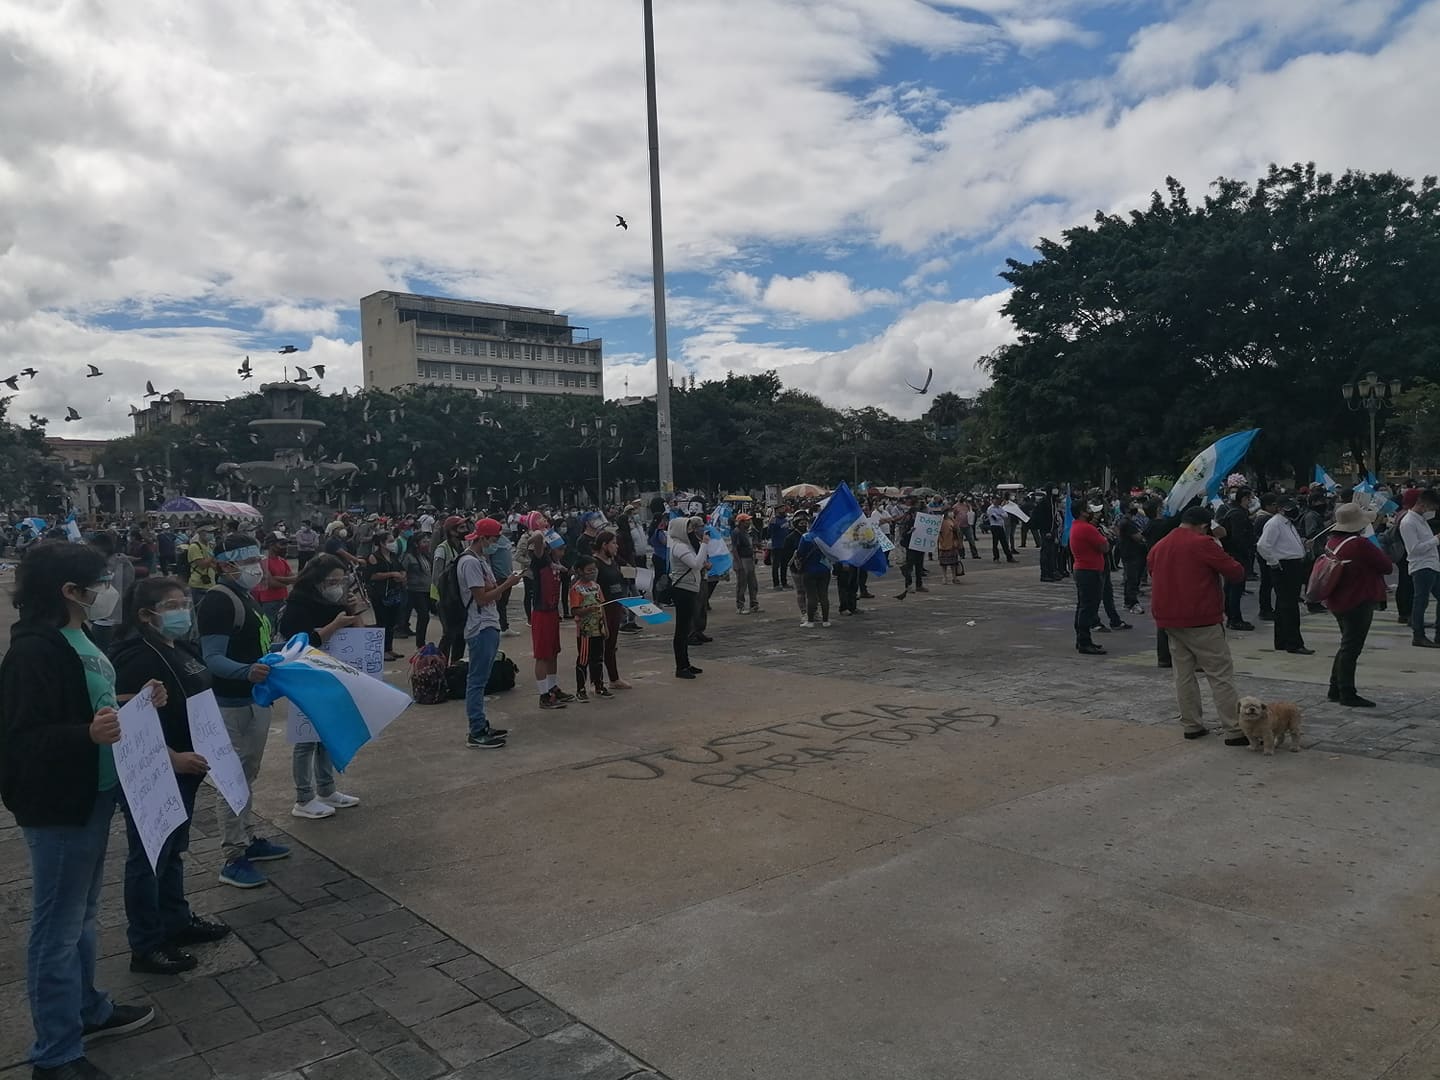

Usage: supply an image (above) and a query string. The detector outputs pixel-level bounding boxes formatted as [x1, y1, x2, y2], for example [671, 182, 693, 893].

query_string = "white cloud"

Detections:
[756, 271, 898, 321]
[261, 304, 340, 335]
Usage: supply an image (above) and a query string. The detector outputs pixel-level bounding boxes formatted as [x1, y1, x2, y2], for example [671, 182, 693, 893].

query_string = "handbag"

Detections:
[654, 566, 692, 605]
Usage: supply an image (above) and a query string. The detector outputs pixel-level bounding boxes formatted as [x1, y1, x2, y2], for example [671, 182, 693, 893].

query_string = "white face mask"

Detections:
[320, 584, 346, 603]
[233, 565, 264, 590]
[1424, 510, 1437, 522]
[385, 541, 398, 553]
[76, 583, 120, 622]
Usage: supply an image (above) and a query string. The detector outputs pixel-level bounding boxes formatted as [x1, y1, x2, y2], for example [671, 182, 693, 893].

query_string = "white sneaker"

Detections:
[800, 620, 815, 628]
[1126, 604, 1146, 614]
[291, 798, 335, 819]
[319, 791, 360, 809]
[821, 621, 832, 628]
[502, 627, 522, 637]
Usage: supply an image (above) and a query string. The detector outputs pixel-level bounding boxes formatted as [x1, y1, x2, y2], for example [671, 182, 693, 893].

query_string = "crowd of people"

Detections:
[1, 474, 1437, 1077]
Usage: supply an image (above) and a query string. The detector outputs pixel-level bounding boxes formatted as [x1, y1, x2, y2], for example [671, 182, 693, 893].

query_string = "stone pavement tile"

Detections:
[487, 988, 540, 1013]
[507, 1001, 571, 1038]
[259, 1004, 323, 1032]
[358, 924, 446, 960]
[300, 1047, 390, 1080]
[446, 1024, 645, 1080]
[1383, 750, 1440, 766]
[217, 962, 281, 997]
[373, 1040, 450, 1080]
[319, 990, 377, 1025]
[151, 976, 235, 1022]
[275, 899, 366, 938]
[102, 1055, 216, 1080]
[345, 891, 400, 917]
[458, 969, 521, 1001]
[203, 1014, 352, 1079]
[179, 1004, 260, 1053]
[336, 908, 422, 944]
[205, 893, 300, 927]
[86, 1023, 192, 1076]
[377, 937, 470, 976]
[294, 928, 363, 966]
[281, 885, 335, 906]
[438, 955, 494, 981]
[412, 1001, 527, 1068]
[243, 958, 387, 1020]
[341, 1010, 413, 1053]
[363, 966, 476, 1027]
[324, 877, 377, 902]
[259, 941, 325, 980]
[231, 921, 290, 952]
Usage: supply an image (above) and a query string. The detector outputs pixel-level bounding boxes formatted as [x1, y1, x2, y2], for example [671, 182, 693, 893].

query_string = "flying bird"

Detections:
[238, 356, 253, 379]
[278, 345, 299, 355]
[906, 367, 934, 395]
[127, 405, 139, 416]
[294, 366, 311, 382]
[1, 375, 18, 391]
[65, 406, 82, 422]
[313, 364, 326, 378]
[615, 215, 628, 230]
[144, 380, 158, 397]
[85, 364, 103, 378]
[20, 368, 37, 379]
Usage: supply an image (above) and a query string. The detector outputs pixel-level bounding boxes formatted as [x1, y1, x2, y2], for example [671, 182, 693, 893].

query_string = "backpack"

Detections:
[437, 549, 475, 629]
[1379, 511, 1409, 563]
[444, 660, 470, 700]
[175, 544, 191, 580]
[408, 645, 448, 705]
[1305, 536, 1358, 604]
[485, 651, 518, 693]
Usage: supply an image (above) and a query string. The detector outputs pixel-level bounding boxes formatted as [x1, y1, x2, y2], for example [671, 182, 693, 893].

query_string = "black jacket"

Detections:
[278, 588, 345, 644]
[0, 623, 102, 826]
[110, 632, 211, 755]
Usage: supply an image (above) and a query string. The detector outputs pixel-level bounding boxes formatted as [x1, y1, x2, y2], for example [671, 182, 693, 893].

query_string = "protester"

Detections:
[732, 513, 760, 613]
[1217, 487, 1257, 630]
[457, 519, 520, 745]
[986, 496, 1017, 562]
[1148, 506, 1248, 743]
[567, 555, 611, 701]
[277, 555, 366, 813]
[111, 576, 232, 975]
[938, 508, 963, 584]
[668, 515, 706, 679]
[1068, 502, 1110, 655]
[184, 523, 218, 607]
[525, 526, 572, 708]
[294, 519, 320, 570]
[768, 507, 791, 590]
[198, 534, 287, 889]
[1252, 492, 1280, 621]
[592, 531, 633, 689]
[398, 533, 434, 647]
[1256, 499, 1312, 654]
[1320, 503, 1394, 707]
[88, 531, 134, 652]
[1116, 508, 1148, 613]
[794, 525, 833, 628]
[254, 533, 294, 628]
[0, 541, 161, 1076]
[1400, 489, 1440, 647]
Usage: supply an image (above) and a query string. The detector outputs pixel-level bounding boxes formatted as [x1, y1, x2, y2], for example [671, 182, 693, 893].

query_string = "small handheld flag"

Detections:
[544, 529, 566, 548]
[617, 597, 673, 624]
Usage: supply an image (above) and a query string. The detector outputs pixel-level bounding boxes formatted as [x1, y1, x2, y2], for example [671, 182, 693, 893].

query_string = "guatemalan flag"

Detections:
[1164, 428, 1261, 517]
[1313, 465, 1339, 494]
[1355, 473, 1399, 515]
[252, 634, 412, 770]
[704, 526, 733, 578]
[617, 597, 673, 624]
[810, 481, 888, 575]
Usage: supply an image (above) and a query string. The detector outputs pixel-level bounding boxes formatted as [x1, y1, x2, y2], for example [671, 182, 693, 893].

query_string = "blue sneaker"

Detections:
[218, 858, 266, 889]
[245, 837, 291, 862]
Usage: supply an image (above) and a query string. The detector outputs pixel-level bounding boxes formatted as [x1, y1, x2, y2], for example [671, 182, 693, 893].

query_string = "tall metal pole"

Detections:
[644, 0, 675, 494]
[597, 441, 604, 508]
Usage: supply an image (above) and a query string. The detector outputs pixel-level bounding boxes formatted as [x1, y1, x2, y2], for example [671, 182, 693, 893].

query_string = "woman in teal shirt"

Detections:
[0, 541, 166, 1078]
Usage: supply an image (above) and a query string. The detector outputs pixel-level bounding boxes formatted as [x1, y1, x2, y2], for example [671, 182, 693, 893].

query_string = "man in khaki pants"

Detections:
[1147, 505, 1250, 744]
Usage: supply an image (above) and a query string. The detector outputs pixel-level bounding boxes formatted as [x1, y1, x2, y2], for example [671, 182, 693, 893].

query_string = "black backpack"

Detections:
[485, 651, 518, 693]
[437, 549, 474, 629]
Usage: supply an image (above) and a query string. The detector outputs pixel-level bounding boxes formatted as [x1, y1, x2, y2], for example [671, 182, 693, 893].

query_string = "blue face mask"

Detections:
[158, 609, 192, 639]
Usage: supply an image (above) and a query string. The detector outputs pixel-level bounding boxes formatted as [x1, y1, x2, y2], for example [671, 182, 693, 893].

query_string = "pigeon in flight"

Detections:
[238, 356, 253, 379]
[85, 364, 103, 378]
[313, 364, 326, 379]
[20, 367, 37, 379]
[128, 405, 139, 416]
[144, 380, 158, 397]
[615, 215, 628, 230]
[294, 366, 311, 382]
[278, 345, 299, 355]
[1, 375, 18, 391]
[65, 406, 82, 422]
[906, 367, 934, 394]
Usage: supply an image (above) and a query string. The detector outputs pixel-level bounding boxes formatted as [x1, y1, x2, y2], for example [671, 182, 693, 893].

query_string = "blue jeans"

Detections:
[122, 776, 201, 954]
[292, 742, 336, 803]
[22, 787, 119, 1068]
[466, 627, 501, 738]
[1411, 568, 1440, 641]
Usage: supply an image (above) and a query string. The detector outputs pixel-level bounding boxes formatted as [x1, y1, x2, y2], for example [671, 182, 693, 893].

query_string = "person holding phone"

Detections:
[458, 519, 522, 748]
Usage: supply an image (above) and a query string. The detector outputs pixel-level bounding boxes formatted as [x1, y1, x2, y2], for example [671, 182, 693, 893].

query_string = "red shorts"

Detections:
[530, 610, 561, 661]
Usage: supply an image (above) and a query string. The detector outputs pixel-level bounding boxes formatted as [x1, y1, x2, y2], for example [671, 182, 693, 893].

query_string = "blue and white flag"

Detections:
[1164, 429, 1261, 517]
[252, 634, 412, 771]
[1354, 473, 1398, 515]
[707, 502, 734, 539]
[1061, 485, 1074, 546]
[810, 481, 888, 575]
[544, 528, 566, 549]
[617, 597, 673, 624]
[704, 526, 733, 578]
[63, 513, 82, 542]
[1313, 465, 1339, 494]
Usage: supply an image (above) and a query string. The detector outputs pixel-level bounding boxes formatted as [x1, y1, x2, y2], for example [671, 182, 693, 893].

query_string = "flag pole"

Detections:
[643, 0, 675, 496]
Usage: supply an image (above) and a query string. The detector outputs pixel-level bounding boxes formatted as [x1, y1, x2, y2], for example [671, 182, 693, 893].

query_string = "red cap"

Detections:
[442, 515, 467, 532]
[465, 518, 502, 541]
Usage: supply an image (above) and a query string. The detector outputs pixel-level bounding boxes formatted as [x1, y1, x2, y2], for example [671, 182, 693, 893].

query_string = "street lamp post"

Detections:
[642, 0, 675, 495]
[841, 429, 871, 487]
[581, 420, 619, 508]
[1341, 371, 1402, 478]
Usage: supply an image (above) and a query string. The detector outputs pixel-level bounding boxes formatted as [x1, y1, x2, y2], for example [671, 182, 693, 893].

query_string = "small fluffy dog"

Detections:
[1237, 696, 1303, 755]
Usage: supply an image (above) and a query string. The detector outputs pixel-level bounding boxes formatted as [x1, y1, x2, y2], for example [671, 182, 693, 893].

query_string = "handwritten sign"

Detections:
[1002, 500, 1031, 524]
[187, 689, 250, 816]
[288, 628, 385, 743]
[908, 512, 942, 553]
[633, 566, 655, 596]
[114, 687, 186, 871]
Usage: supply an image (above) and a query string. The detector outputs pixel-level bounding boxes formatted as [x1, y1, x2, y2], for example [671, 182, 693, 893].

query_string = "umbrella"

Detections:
[907, 486, 939, 498]
[782, 483, 826, 499]
[877, 486, 902, 497]
[723, 494, 752, 502]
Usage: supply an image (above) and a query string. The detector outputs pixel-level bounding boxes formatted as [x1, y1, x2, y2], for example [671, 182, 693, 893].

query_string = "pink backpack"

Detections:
[1305, 535, 1358, 603]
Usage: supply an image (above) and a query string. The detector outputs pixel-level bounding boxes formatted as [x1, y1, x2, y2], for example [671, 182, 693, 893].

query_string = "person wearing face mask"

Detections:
[667, 515, 708, 678]
[110, 577, 232, 977]
[432, 515, 471, 664]
[87, 530, 134, 652]
[1400, 489, 1440, 647]
[1256, 499, 1313, 655]
[197, 534, 285, 890]
[278, 555, 366, 816]
[184, 524, 218, 608]
[253, 533, 295, 629]
[365, 531, 406, 661]
[458, 519, 523, 744]
[1, 541, 168, 1078]
[399, 534, 435, 648]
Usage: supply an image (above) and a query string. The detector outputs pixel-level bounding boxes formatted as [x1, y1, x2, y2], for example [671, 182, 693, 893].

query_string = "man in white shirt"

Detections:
[1255, 500, 1311, 654]
[1399, 489, 1440, 647]
[419, 511, 437, 535]
[985, 496, 1016, 562]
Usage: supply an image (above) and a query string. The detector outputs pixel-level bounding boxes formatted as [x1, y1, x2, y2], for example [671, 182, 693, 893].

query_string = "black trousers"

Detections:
[1395, 558, 1412, 620]
[1273, 560, 1306, 651]
[1330, 602, 1375, 697]
[1257, 560, 1275, 617]
[672, 590, 696, 672]
[1073, 569, 1102, 647]
[1121, 555, 1145, 608]
[1039, 533, 1060, 580]
[407, 589, 432, 647]
[1101, 569, 1122, 625]
[1019, 522, 1033, 548]
[990, 525, 1014, 560]
[804, 572, 832, 622]
[771, 550, 788, 588]
[903, 549, 926, 588]
[835, 566, 859, 612]
[1224, 580, 1245, 625]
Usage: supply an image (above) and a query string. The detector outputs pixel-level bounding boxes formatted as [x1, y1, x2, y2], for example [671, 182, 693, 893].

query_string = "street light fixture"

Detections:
[1341, 371, 1400, 478]
[580, 421, 621, 508]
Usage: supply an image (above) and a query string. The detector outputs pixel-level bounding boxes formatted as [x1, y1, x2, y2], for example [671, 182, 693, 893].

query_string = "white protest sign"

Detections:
[288, 628, 385, 744]
[908, 512, 942, 553]
[114, 686, 186, 871]
[878, 532, 895, 553]
[633, 566, 655, 596]
[1002, 500, 1031, 524]
[186, 689, 250, 816]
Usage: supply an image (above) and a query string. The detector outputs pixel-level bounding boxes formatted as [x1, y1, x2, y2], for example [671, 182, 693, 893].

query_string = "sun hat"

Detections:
[1331, 502, 1377, 534]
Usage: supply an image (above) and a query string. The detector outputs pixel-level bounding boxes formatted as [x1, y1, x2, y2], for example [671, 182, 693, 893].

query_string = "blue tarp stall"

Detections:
[158, 496, 263, 521]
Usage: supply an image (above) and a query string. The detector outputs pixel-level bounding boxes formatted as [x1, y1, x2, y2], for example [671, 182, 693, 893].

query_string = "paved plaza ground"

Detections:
[3, 552, 1439, 1079]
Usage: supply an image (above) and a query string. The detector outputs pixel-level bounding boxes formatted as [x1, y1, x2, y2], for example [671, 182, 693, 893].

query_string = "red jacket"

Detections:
[1147, 527, 1244, 629]
[1322, 533, 1393, 614]
[1069, 520, 1108, 571]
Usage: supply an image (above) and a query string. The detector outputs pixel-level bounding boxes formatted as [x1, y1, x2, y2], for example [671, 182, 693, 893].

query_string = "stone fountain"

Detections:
[216, 382, 358, 526]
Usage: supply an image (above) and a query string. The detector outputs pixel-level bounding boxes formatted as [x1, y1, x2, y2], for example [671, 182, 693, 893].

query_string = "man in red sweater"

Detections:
[1068, 503, 1111, 655]
[1147, 505, 1249, 743]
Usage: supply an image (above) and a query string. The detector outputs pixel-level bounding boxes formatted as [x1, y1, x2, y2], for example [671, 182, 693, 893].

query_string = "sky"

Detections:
[2, 0, 1437, 439]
